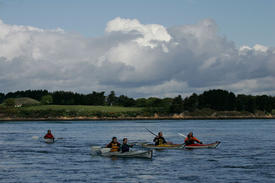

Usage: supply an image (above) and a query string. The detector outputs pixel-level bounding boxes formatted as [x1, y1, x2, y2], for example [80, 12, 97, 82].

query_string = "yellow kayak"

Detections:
[142, 143, 184, 149]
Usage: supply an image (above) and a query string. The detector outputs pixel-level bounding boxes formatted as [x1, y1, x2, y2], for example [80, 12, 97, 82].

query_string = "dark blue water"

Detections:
[0, 120, 274, 183]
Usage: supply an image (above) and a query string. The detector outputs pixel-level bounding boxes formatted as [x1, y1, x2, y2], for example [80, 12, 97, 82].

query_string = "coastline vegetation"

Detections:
[0, 89, 274, 120]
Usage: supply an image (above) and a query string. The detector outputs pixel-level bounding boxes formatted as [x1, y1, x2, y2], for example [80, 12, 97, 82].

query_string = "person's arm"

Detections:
[118, 143, 121, 152]
[153, 137, 158, 142]
[163, 137, 167, 144]
[184, 137, 188, 143]
[193, 137, 202, 144]
[106, 142, 112, 148]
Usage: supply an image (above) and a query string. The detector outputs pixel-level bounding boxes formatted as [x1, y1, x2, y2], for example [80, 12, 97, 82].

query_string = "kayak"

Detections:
[142, 141, 221, 149]
[91, 146, 153, 159]
[44, 138, 54, 144]
[184, 141, 221, 149]
[141, 143, 184, 149]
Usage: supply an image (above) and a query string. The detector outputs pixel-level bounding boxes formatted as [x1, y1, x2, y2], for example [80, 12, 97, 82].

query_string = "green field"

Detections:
[23, 105, 144, 112]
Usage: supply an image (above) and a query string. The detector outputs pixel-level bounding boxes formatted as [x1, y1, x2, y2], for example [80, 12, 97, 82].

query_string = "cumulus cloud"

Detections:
[0, 17, 274, 97]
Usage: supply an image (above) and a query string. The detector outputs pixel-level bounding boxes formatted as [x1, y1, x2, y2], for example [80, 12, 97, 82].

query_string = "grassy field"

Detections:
[22, 105, 144, 112]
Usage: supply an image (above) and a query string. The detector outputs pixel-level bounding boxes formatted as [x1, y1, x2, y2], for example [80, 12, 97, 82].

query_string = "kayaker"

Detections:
[184, 132, 202, 145]
[44, 130, 54, 140]
[121, 138, 133, 153]
[106, 137, 121, 152]
[153, 132, 167, 145]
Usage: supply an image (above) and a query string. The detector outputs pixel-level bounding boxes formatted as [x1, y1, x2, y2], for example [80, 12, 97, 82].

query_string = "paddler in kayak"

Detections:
[44, 130, 54, 140]
[184, 132, 203, 145]
[106, 137, 121, 152]
[121, 138, 133, 153]
[153, 132, 167, 145]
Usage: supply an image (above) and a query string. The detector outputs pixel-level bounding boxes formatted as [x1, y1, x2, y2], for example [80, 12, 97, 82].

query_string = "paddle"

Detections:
[145, 128, 175, 145]
[145, 128, 158, 137]
[178, 133, 187, 138]
[32, 136, 40, 140]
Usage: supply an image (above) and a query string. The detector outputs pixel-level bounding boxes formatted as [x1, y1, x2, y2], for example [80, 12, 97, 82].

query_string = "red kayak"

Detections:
[184, 141, 220, 149]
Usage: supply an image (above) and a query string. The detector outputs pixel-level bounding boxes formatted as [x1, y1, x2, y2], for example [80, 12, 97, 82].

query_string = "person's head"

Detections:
[112, 137, 117, 143]
[123, 138, 128, 144]
[188, 132, 193, 138]
[158, 132, 163, 137]
[47, 130, 51, 134]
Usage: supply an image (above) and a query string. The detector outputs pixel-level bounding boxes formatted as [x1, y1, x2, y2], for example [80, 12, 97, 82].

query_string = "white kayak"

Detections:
[91, 146, 153, 159]
[44, 138, 54, 144]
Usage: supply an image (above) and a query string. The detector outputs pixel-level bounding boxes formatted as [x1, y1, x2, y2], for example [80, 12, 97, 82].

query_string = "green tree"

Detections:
[41, 95, 53, 105]
[107, 91, 116, 106]
[170, 95, 184, 114]
[4, 98, 15, 107]
[184, 93, 199, 112]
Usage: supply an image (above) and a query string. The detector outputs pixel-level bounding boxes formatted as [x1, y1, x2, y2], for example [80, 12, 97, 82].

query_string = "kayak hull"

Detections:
[184, 141, 221, 149]
[142, 141, 221, 149]
[44, 138, 54, 144]
[91, 146, 153, 159]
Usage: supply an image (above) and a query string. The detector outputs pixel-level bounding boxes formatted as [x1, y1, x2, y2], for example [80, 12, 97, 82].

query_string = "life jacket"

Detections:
[158, 138, 164, 145]
[110, 142, 120, 152]
[154, 137, 166, 145]
[185, 137, 200, 145]
[44, 133, 54, 139]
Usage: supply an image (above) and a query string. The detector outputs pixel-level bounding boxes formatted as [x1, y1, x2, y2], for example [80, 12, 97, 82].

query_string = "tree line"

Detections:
[0, 89, 274, 114]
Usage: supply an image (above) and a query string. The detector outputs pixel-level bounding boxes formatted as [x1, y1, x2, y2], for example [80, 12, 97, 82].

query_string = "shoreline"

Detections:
[1, 115, 274, 121]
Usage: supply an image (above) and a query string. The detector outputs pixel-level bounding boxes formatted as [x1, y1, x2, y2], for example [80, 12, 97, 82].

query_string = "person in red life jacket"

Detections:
[184, 132, 202, 145]
[106, 137, 121, 152]
[44, 130, 54, 140]
[121, 138, 133, 153]
[153, 132, 167, 145]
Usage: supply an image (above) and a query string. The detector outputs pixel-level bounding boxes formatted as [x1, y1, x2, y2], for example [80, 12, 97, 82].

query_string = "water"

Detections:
[0, 119, 274, 183]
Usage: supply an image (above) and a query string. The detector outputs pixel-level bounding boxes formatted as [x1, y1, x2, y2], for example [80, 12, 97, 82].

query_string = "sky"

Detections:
[0, 0, 274, 98]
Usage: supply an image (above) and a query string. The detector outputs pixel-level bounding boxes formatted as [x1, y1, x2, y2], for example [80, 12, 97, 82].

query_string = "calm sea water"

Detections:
[0, 119, 274, 183]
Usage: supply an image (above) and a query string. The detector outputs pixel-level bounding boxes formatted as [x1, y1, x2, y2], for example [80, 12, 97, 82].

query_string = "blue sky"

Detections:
[1, 0, 274, 47]
[0, 0, 275, 97]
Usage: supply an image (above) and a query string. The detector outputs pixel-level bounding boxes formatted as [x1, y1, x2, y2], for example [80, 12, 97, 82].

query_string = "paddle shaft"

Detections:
[145, 128, 158, 137]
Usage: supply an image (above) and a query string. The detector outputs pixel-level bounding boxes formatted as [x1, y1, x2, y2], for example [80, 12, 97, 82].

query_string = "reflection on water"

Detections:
[0, 119, 275, 182]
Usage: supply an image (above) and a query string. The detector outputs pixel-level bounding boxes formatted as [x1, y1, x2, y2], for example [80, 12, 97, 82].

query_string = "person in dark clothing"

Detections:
[121, 138, 133, 153]
[106, 137, 121, 152]
[44, 130, 54, 140]
[153, 132, 167, 145]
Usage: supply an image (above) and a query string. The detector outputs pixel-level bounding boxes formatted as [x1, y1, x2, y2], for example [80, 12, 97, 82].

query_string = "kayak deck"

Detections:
[142, 141, 221, 149]
[91, 146, 153, 159]
[44, 138, 54, 144]
[184, 141, 221, 149]
[142, 143, 184, 149]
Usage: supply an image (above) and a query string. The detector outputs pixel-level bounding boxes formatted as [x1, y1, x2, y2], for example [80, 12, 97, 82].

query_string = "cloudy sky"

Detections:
[0, 0, 274, 98]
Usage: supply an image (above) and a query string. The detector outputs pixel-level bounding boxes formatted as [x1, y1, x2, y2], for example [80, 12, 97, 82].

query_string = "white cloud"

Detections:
[106, 17, 171, 49]
[0, 17, 275, 97]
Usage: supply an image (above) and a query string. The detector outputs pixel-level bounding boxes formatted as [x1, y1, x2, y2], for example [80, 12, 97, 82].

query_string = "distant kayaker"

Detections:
[107, 137, 121, 152]
[44, 130, 54, 140]
[153, 132, 167, 145]
[184, 132, 202, 145]
[121, 138, 133, 153]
